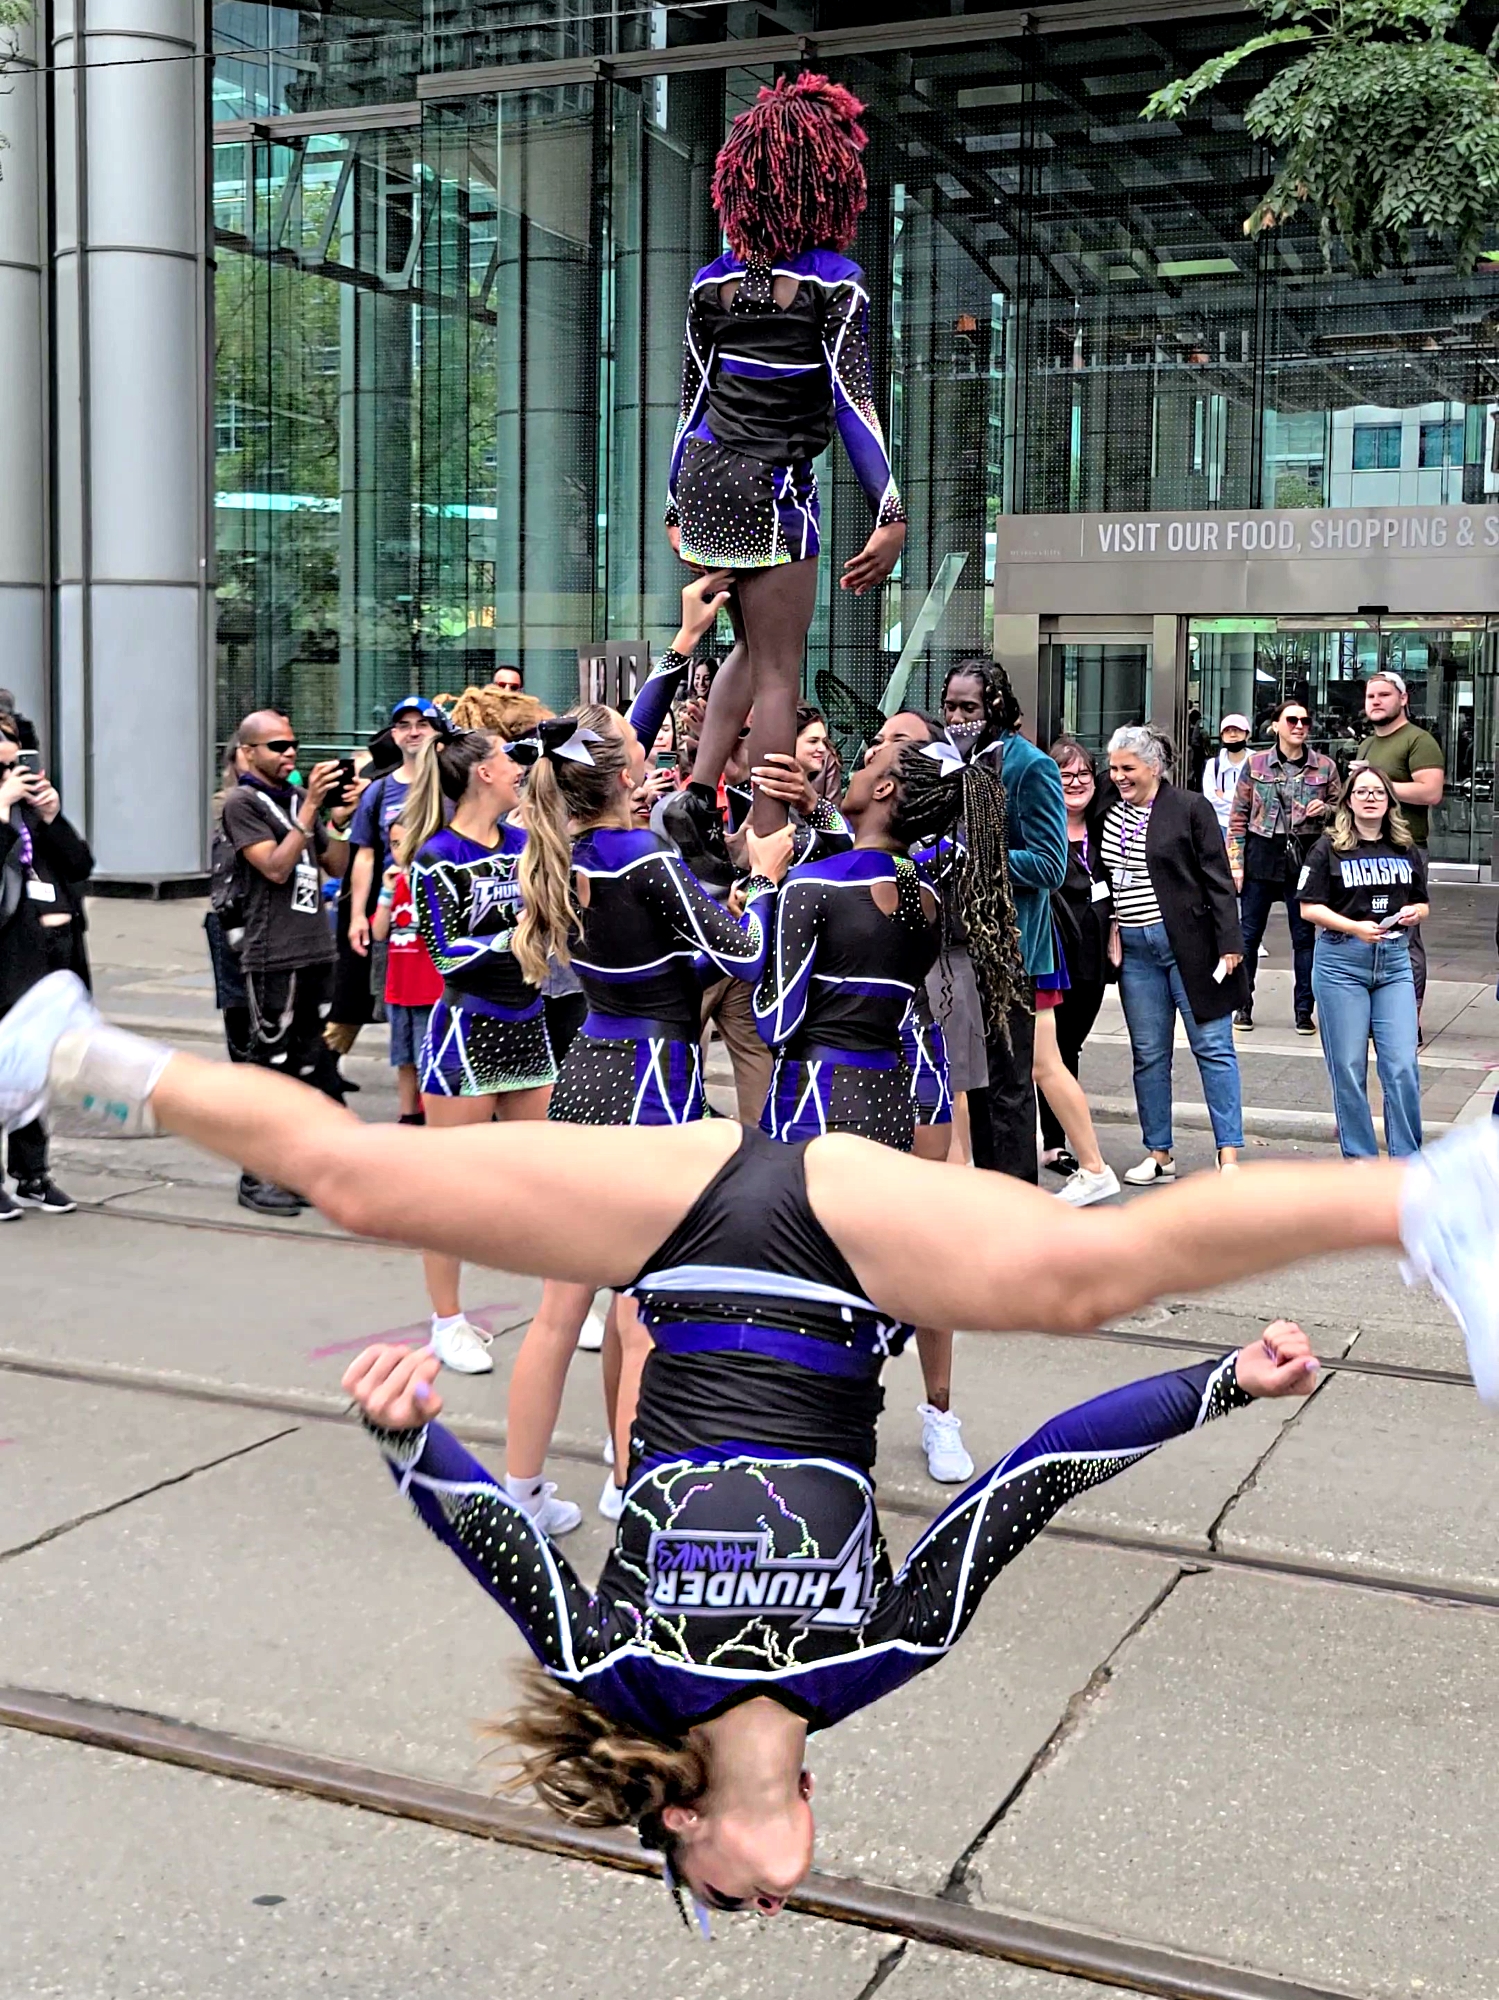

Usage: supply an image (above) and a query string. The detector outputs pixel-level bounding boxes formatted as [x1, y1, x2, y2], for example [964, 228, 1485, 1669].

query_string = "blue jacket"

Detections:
[975, 732, 1068, 977]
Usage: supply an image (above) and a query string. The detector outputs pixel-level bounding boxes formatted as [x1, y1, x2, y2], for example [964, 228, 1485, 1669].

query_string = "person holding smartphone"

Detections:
[0, 715, 93, 1216]
[1297, 768, 1428, 1160]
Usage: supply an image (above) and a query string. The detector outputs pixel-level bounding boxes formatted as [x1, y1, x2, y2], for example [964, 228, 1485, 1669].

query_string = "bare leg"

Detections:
[126, 1053, 1407, 1334]
[421, 1093, 500, 1316]
[911, 1122, 956, 1408]
[738, 561, 820, 835]
[688, 609, 753, 791]
[810, 1134, 1404, 1338]
[601, 1295, 623, 1441]
[1032, 1010, 1105, 1175]
[396, 1064, 422, 1118]
[951, 1091, 972, 1166]
[506, 1279, 596, 1480]
[611, 1293, 652, 1479]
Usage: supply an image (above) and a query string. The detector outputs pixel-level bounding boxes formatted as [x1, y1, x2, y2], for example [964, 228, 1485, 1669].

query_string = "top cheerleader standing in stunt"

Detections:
[8, 974, 1499, 1924]
[663, 73, 905, 856]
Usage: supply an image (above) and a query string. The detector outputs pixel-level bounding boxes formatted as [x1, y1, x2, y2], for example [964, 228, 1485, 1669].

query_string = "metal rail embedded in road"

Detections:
[0, 1685, 1363, 2000]
[3, 1348, 1494, 1617]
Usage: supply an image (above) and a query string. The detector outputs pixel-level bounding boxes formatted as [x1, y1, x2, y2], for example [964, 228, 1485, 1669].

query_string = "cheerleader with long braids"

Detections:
[663, 73, 906, 869]
[499, 576, 796, 1528]
[13, 973, 1499, 1926]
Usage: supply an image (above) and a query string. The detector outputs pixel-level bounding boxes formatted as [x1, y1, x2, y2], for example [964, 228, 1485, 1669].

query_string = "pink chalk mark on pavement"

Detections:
[0, 1439, 15, 1449]
[306, 1303, 520, 1362]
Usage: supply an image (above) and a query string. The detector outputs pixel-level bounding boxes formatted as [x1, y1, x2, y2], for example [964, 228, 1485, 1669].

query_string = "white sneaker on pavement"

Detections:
[1123, 1155, 1176, 1187]
[1400, 1121, 1499, 1404]
[918, 1403, 974, 1484]
[1055, 1164, 1120, 1207]
[504, 1478, 583, 1538]
[602, 1434, 615, 1467]
[428, 1313, 494, 1374]
[577, 1305, 608, 1352]
[598, 1474, 625, 1522]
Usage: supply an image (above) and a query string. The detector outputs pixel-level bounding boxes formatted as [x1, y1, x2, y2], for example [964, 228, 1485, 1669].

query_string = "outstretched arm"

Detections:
[665, 292, 712, 532]
[880, 1335, 1314, 1657]
[825, 282, 907, 596]
[345, 1345, 616, 1676]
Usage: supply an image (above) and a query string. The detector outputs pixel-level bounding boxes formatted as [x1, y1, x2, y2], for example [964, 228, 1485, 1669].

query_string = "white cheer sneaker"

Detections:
[427, 1314, 495, 1375]
[1400, 1120, 1499, 1405]
[919, 1403, 975, 1484]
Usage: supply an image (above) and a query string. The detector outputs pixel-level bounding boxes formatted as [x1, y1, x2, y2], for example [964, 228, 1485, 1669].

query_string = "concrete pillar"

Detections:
[1151, 614, 1184, 746]
[52, 0, 211, 878]
[0, 17, 47, 733]
[994, 612, 1040, 742]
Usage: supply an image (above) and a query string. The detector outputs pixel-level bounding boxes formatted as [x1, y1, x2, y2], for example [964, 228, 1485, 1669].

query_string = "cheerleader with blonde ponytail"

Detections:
[401, 724, 563, 1480]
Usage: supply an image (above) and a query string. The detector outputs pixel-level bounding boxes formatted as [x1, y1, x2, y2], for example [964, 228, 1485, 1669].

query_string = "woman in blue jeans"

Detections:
[1298, 770, 1427, 1159]
[1100, 727, 1248, 1182]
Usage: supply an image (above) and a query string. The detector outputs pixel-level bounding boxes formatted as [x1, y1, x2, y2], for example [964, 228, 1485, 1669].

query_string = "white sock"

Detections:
[430, 1311, 466, 1335]
[504, 1474, 545, 1507]
[51, 1025, 172, 1137]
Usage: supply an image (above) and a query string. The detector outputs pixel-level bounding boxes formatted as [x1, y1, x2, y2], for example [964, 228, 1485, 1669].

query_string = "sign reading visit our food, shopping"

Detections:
[994, 506, 1499, 616]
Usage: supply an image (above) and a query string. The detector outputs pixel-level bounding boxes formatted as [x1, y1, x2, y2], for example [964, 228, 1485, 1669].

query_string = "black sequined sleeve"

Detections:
[368, 1420, 622, 1678]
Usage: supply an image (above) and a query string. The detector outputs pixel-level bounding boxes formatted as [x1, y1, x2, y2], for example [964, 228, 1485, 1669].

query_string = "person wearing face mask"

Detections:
[1201, 714, 1251, 839]
[1298, 769, 1428, 1159]
[938, 659, 1067, 1184]
[0, 715, 91, 1217]
[1226, 697, 1338, 1036]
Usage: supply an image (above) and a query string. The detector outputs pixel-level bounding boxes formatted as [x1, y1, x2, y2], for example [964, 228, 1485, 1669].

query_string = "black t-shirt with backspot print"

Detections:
[1298, 834, 1427, 928]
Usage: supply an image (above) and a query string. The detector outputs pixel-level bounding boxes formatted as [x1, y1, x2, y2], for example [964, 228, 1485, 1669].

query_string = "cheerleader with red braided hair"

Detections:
[663, 73, 907, 870]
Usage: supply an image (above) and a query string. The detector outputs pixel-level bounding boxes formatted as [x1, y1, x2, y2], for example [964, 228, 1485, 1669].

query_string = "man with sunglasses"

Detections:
[1227, 698, 1339, 1035]
[219, 713, 351, 1213]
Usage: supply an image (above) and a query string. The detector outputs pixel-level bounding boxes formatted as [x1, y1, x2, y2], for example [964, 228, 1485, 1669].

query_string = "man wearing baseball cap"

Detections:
[346, 697, 446, 962]
[1202, 712, 1252, 838]
[1355, 671, 1444, 1016]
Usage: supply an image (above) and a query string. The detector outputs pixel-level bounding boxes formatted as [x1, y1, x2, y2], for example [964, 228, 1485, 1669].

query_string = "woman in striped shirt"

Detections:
[1100, 726, 1248, 1186]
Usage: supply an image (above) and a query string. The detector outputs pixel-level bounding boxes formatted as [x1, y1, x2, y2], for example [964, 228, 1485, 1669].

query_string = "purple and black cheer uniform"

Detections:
[370, 1124, 1253, 1739]
[666, 250, 906, 570]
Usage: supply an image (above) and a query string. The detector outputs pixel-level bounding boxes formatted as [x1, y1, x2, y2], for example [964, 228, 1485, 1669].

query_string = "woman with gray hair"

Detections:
[1100, 725, 1248, 1184]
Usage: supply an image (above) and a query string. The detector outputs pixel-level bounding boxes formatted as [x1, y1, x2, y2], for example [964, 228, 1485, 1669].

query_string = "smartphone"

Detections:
[16, 749, 41, 776]
[334, 756, 359, 806]
[654, 746, 678, 771]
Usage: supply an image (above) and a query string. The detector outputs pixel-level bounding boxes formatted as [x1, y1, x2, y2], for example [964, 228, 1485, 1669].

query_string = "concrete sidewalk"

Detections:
[82, 895, 1499, 1144]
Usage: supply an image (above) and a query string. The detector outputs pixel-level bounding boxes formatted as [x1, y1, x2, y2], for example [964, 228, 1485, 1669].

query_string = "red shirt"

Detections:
[385, 872, 443, 1007]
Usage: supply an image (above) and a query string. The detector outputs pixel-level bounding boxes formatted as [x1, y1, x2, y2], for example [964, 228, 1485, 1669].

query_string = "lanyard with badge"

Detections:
[1113, 804, 1151, 889]
[253, 789, 321, 914]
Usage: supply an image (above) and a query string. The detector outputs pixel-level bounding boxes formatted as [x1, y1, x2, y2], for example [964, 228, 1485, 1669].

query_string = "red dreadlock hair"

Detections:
[711, 73, 868, 263]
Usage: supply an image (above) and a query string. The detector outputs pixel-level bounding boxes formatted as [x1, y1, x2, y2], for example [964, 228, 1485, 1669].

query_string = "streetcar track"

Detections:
[0, 1685, 1362, 2000]
[4, 1348, 1495, 1616]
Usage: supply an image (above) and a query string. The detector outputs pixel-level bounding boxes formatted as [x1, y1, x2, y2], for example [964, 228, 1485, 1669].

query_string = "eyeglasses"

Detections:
[1060, 770, 1093, 787]
[1282, 716, 1310, 729]
[254, 738, 298, 754]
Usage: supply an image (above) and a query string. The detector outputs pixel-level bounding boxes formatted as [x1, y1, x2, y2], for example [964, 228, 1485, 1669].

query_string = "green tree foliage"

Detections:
[1, 0, 32, 162]
[1142, 0, 1499, 272]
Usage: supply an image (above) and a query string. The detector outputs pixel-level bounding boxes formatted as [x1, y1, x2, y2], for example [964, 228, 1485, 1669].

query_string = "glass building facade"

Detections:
[210, 1, 1499, 861]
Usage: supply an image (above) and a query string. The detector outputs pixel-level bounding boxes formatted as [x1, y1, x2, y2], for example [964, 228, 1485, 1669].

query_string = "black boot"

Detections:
[661, 783, 735, 892]
[238, 1172, 304, 1216]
